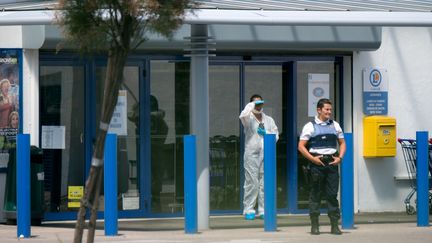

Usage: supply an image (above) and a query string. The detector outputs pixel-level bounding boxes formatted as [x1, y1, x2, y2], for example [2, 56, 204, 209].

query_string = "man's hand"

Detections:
[299, 140, 325, 166]
[329, 156, 342, 165]
[312, 155, 325, 166]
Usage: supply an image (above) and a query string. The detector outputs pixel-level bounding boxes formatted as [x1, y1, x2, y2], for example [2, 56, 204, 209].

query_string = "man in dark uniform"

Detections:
[298, 98, 346, 235]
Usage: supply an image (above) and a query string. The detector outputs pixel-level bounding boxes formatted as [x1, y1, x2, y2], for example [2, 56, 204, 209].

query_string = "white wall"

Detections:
[22, 49, 39, 146]
[0, 26, 44, 49]
[353, 27, 432, 212]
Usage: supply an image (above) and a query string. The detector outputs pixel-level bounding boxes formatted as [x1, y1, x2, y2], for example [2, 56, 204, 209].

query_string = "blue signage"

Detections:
[363, 92, 388, 115]
[363, 68, 388, 115]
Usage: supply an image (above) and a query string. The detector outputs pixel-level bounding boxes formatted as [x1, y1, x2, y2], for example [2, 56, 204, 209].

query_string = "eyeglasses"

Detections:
[259, 123, 264, 129]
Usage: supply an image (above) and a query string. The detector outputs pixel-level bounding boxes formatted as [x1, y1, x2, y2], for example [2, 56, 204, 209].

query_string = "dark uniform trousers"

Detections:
[309, 162, 340, 220]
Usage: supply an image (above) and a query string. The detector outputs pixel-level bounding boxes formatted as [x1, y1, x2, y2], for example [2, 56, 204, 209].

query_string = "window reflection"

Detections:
[96, 66, 140, 210]
[150, 61, 189, 213]
[209, 65, 241, 210]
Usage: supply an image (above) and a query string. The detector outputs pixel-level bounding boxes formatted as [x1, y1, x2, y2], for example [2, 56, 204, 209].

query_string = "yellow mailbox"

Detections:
[363, 116, 396, 157]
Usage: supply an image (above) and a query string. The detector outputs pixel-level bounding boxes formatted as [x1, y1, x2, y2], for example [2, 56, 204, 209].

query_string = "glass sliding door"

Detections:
[209, 64, 241, 211]
[296, 61, 337, 210]
[149, 61, 190, 214]
[40, 65, 86, 213]
[95, 65, 141, 211]
[244, 64, 287, 209]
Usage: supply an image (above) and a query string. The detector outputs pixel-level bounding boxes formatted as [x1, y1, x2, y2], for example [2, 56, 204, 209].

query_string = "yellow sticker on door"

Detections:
[68, 186, 84, 208]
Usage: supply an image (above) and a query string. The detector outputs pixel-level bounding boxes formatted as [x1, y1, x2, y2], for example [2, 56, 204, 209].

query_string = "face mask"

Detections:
[252, 108, 263, 114]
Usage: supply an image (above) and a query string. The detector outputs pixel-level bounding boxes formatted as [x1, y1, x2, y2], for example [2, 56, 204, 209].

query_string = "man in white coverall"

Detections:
[239, 94, 279, 220]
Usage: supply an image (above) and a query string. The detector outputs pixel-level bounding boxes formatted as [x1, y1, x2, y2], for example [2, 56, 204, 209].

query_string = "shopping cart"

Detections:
[397, 138, 432, 214]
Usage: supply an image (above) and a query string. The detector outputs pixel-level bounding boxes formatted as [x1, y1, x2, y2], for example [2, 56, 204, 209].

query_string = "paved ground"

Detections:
[0, 213, 430, 242]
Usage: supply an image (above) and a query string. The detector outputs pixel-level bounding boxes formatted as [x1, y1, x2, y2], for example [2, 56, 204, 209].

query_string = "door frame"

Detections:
[39, 55, 91, 220]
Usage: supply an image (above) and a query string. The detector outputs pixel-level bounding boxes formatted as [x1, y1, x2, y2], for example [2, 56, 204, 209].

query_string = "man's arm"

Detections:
[239, 102, 255, 127]
[298, 140, 324, 166]
[330, 138, 346, 165]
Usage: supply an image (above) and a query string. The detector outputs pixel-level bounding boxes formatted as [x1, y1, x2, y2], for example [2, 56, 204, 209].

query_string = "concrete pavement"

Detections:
[0, 213, 430, 242]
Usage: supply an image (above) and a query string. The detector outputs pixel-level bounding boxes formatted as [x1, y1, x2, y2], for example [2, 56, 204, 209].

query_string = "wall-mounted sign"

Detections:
[41, 125, 66, 149]
[68, 186, 84, 208]
[122, 195, 139, 210]
[308, 73, 330, 117]
[363, 68, 388, 115]
[108, 90, 127, 136]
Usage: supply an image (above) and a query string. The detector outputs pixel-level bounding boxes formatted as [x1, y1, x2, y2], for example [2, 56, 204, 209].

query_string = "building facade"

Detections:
[0, 1, 431, 222]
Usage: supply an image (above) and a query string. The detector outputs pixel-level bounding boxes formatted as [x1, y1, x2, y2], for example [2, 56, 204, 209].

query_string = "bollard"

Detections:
[104, 134, 118, 236]
[341, 133, 354, 229]
[17, 134, 30, 238]
[264, 134, 277, 232]
[416, 131, 429, 226]
[184, 135, 197, 234]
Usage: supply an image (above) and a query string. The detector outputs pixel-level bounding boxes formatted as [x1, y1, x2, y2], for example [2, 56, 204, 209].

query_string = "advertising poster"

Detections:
[0, 50, 20, 169]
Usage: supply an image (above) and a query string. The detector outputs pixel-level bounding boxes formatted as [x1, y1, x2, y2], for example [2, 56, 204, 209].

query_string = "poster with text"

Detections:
[308, 73, 329, 117]
[0, 50, 20, 169]
[108, 90, 127, 136]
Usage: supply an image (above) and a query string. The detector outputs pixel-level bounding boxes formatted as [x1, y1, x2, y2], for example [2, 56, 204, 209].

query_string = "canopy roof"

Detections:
[1, 0, 432, 12]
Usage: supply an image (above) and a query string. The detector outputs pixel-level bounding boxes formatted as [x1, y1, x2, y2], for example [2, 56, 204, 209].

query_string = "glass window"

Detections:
[96, 66, 140, 211]
[150, 61, 190, 213]
[209, 65, 241, 210]
[40, 66, 85, 212]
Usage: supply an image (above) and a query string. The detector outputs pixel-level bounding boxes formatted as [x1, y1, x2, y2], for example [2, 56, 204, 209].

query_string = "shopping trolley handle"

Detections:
[397, 138, 416, 144]
[398, 138, 432, 145]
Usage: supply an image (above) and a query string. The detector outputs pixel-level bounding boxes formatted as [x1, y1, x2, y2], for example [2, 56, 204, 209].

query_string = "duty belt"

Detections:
[310, 153, 338, 165]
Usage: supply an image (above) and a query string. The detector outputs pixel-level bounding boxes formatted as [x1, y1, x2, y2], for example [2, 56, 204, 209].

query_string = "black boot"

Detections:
[330, 219, 342, 235]
[310, 217, 320, 235]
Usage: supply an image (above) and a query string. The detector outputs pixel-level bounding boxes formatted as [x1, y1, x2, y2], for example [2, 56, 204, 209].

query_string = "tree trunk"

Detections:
[74, 49, 128, 243]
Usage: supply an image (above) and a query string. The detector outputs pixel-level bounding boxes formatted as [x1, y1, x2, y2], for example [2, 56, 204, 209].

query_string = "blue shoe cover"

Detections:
[245, 213, 255, 220]
[259, 214, 264, 220]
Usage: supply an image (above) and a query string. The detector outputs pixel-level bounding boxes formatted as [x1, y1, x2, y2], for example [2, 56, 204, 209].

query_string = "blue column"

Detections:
[341, 133, 354, 229]
[264, 134, 277, 232]
[104, 134, 118, 236]
[17, 134, 30, 238]
[416, 131, 429, 226]
[184, 135, 197, 234]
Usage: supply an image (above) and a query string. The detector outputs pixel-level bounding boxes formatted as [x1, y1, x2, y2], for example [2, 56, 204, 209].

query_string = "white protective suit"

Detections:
[239, 102, 279, 216]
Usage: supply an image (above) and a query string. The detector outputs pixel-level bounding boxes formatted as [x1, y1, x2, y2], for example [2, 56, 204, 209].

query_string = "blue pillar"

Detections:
[104, 134, 118, 236]
[17, 134, 30, 238]
[416, 131, 429, 226]
[264, 134, 277, 232]
[341, 133, 354, 229]
[184, 135, 197, 234]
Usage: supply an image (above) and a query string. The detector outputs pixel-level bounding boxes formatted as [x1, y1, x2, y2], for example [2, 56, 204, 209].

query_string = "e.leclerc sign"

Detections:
[363, 68, 388, 115]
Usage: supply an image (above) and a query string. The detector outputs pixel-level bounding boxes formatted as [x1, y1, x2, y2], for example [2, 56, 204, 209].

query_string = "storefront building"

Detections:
[0, 1, 431, 223]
